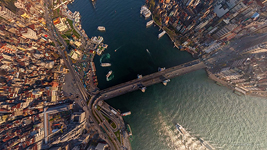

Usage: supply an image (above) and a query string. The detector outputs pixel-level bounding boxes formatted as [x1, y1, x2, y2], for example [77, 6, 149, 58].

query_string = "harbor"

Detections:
[67, 0, 267, 149]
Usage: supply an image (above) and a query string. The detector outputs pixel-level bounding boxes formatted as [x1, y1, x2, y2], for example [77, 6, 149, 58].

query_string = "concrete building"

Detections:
[214, 4, 229, 18]
[0, 6, 16, 21]
[214, 24, 237, 39]
[21, 28, 38, 40]
[53, 17, 68, 32]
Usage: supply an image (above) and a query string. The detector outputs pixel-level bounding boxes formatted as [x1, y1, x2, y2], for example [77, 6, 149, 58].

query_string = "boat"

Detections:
[121, 111, 131, 116]
[146, 49, 150, 54]
[101, 63, 111, 67]
[106, 71, 112, 79]
[158, 67, 165, 72]
[158, 31, 166, 39]
[198, 138, 215, 150]
[162, 79, 170, 86]
[97, 26, 106, 31]
[175, 123, 188, 135]
[140, 5, 151, 18]
[146, 20, 153, 27]
[137, 74, 143, 79]
[140, 86, 146, 92]
[127, 124, 132, 136]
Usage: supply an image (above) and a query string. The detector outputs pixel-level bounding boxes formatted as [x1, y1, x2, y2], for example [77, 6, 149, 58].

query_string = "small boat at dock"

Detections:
[146, 20, 153, 27]
[101, 63, 111, 67]
[158, 31, 166, 39]
[97, 26, 106, 31]
[106, 71, 112, 80]
[121, 111, 131, 116]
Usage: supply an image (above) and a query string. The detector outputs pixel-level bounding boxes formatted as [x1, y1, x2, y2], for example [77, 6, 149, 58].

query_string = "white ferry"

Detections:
[101, 63, 111, 67]
[158, 31, 166, 39]
[97, 26, 106, 31]
[106, 71, 112, 78]
[146, 20, 154, 27]
[140, 5, 151, 18]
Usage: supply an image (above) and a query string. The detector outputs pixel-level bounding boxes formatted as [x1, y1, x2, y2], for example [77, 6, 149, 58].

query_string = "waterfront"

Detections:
[68, 0, 192, 89]
[68, 0, 267, 150]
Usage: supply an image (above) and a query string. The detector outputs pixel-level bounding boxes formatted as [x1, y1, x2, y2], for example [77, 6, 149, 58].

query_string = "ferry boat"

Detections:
[146, 20, 153, 27]
[140, 5, 151, 18]
[175, 123, 188, 135]
[140, 86, 146, 92]
[97, 26, 106, 31]
[199, 138, 215, 150]
[162, 79, 170, 86]
[121, 111, 131, 116]
[158, 31, 166, 39]
[101, 63, 111, 67]
[137, 74, 143, 79]
[127, 124, 132, 136]
[158, 67, 165, 72]
[106, 71, 112, 79]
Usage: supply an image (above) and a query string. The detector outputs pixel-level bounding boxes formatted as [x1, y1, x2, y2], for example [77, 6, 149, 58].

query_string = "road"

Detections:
[44, 1, 118, 150]
[100, 60, 205, 100]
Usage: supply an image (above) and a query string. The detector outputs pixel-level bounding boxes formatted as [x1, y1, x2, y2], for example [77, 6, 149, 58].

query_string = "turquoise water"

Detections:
[68, 0, 267, 149]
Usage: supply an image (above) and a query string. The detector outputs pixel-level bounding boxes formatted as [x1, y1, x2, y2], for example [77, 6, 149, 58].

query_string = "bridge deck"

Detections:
[99, 60, 205, 100]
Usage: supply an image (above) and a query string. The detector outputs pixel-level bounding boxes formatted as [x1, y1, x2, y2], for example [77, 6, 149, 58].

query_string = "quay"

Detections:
[99, 59, 205, 100]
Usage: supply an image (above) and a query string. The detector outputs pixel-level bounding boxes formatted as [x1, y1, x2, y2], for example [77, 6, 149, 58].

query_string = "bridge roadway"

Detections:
[100, 59, 206, 100]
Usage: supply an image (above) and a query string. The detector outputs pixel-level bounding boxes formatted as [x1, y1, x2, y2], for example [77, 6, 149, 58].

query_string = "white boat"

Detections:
[146, 20, 154, 27]
[97, 26, 106, 31]
[141, 87, 146, 92]
[175, 123, 188, 135]
[158, 67, 165, 71]
[162, 79, 170, 86]
[106, 71, 112, 79]
[158, 31, 166, 39]
[101, 63, 111, 67]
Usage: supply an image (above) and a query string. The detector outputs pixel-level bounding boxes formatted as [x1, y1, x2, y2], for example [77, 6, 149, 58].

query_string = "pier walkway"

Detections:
[99, 59, 205, 100]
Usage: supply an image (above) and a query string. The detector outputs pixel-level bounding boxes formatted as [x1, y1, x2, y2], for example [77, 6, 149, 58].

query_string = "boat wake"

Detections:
[106, 74, 114, 81]
[114, 45, 123, 52]
[100, 53, 111, 63]
[146, 49, 151, 55]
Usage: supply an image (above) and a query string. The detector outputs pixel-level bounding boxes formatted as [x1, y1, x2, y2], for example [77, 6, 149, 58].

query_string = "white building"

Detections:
[53, 18, 68, 32]
[0, 6, 16, 21]
[21, 28, 38, 40]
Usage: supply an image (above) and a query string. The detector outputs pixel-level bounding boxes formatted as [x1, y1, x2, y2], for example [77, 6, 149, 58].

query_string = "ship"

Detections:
[140, 86, 146, 92]
[127, 124, 132, 136]
[158, 67, 165, 72]
[199, 138, 215, 150]
[121, 111, 131, 116]
[106, 71, 112, 79]
[175, 123, 189, 135]
[97, 26, 106, 31]
[162, 79, 170, 86]
[146, 20, 153, 27]
[140, 5, 151, 18]
[137, 74, 143, 79]
[158, 31, 166, 39]
[101, 63, 111, 67]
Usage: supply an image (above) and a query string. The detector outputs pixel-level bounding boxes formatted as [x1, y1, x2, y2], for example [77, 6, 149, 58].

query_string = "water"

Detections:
[68, 1, 267, 150]
[68, 0, 192, 89]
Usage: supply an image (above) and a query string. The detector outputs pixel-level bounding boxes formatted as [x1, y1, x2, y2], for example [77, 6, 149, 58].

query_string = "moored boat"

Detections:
[101, 63, 111, 67]
[146, 20, 153, 27]
[158, 31, 166, 39]
[97, 26, 106, 31]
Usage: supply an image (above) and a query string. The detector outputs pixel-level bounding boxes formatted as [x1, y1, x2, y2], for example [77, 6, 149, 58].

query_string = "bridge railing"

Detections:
[100, 59, 202, 93]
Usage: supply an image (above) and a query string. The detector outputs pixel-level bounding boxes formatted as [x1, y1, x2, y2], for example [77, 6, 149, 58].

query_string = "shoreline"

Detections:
[150, 13, 198, 58]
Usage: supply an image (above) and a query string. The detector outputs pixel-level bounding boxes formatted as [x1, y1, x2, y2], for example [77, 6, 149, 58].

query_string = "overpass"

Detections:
[99, 59, 206, 100]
